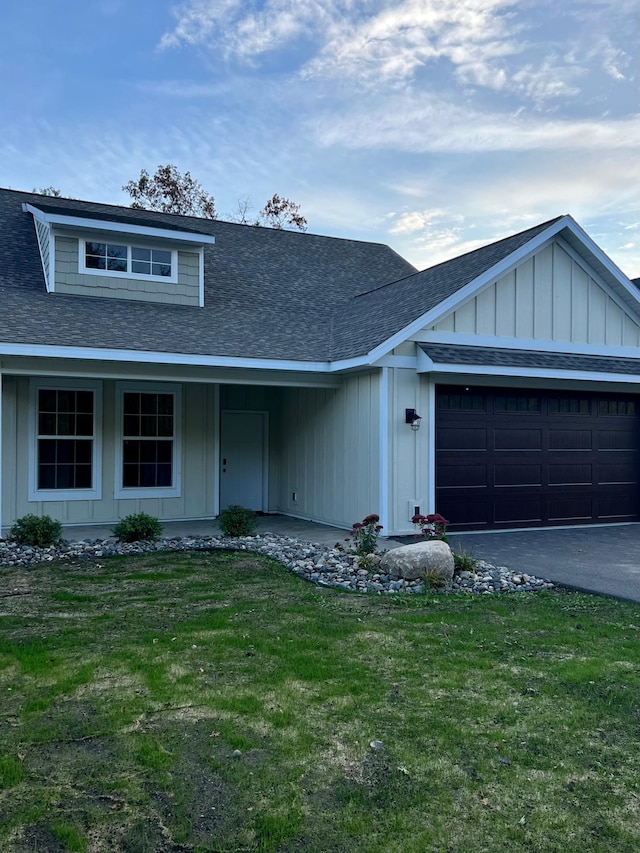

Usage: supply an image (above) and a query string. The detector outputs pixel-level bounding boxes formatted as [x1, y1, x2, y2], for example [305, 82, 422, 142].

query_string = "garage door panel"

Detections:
[548, 495, 594, 521]
[548, 463, 592, 486]
[597, 491, 639, 519]
[437, 494, 490, 526]
[437, 427, 487, 450]
[436, 386, 640, 530]
[598, 430, 638, 451]
[494, 464, 542, 486]
[597, 462, 639, 485]
[494, 428, 542, 450]
[438, 464, 487, 488]
[548, 430, 592, 450]
[494, 496, 543, 524]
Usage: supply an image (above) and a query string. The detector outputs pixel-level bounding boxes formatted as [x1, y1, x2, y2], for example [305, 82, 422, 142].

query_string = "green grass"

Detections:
[1, 549, 640, 851]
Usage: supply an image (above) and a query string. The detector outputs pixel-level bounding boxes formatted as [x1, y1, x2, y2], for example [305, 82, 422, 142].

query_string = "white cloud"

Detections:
[310, 88, 640, 153]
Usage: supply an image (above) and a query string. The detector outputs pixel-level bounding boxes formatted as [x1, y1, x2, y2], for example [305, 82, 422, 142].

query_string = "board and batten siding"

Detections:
[53, 235, 201, 306]
[424, 241, 640, 346]
[2, 377, 218, 527]
[273, 374, 381, 529]
[384, 367, 432, 536]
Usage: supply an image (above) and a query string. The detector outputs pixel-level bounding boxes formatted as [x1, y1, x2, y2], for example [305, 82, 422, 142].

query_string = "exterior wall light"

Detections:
[405, 408, 422, 431]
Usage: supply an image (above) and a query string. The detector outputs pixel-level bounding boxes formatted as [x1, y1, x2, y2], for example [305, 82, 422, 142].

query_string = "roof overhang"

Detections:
[418, 342, 640, 385]
[22, 203, 216, 246]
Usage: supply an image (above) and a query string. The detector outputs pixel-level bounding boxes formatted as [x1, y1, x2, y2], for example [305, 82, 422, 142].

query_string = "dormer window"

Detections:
[80, 239, 176, 282]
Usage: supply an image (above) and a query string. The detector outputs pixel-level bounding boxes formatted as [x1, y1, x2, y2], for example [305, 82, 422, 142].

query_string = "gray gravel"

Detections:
[0, 533, 555, 595]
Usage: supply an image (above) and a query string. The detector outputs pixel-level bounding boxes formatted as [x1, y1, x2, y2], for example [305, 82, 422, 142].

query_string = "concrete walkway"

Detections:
[60, 515, 354, 550]
[59, 516, 640, 604]
[447, 524, 640, 603]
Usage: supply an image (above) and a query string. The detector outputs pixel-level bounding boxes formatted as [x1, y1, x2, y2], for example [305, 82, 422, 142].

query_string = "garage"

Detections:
[436, 385, 640, 530]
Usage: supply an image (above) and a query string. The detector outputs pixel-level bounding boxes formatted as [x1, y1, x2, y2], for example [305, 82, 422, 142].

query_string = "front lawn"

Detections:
[1, 550, 639, 852]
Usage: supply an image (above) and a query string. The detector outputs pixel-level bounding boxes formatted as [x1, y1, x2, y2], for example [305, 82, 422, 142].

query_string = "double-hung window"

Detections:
[115, 384, 181, 498]
[81, 240, 176, 282]
[29, 380, 102, 501]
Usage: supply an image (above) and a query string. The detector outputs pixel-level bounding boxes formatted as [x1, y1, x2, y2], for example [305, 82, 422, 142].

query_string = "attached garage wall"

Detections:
[436, 385, 640, 530]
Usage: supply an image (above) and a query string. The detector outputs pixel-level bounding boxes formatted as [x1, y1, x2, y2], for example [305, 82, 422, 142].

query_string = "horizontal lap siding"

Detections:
[54, 236, 200, 306]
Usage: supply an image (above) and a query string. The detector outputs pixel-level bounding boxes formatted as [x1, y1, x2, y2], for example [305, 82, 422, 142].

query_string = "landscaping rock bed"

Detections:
[0, 533, 555, 595]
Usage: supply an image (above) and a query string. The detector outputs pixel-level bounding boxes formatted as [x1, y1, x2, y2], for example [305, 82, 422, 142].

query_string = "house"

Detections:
[0, 187, 639, 535]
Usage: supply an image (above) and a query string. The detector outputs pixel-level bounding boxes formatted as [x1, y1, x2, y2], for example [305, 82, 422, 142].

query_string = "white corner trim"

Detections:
[198, 246, 205, 307]
[23, 203, 216, 246]
[378, 367, 390, 531]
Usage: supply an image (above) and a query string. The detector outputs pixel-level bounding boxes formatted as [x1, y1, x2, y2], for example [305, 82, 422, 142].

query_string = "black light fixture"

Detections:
[405, 408, 422, 431]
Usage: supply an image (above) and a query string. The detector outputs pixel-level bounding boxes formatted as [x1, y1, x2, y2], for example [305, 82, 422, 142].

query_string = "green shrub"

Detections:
[9, 514, 62, 547]
[218, 505, 258, 537]
[112, 513, 163, 543]
[453, 549, 477, 572]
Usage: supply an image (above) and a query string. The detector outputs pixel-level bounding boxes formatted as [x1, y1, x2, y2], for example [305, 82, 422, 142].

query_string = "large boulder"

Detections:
[380, 540, 454, 582]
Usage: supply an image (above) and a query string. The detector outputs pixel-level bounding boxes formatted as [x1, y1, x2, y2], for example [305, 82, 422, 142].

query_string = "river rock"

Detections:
[379, 540, 454, 582]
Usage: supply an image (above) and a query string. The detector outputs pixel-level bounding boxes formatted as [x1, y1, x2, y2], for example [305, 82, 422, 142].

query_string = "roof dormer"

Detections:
[23, 202, 215, 307]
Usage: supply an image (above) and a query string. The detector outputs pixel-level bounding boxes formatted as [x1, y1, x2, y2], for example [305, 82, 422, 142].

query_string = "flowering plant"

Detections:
[345, 513, 383, 557]
[411, 512, 449, 541]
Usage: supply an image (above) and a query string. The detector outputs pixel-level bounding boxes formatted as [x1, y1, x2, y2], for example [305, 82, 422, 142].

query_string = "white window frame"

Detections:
[28, 378, 103, 502]
[114, 382, 182, 499]
[79, 239, 178, 284]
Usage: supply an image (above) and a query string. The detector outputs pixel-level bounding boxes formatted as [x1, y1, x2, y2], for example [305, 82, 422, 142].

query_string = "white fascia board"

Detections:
[418, 331, 640, 359]
[560, 216, 640, 304]
[0, 342, 332, 372]
[418, 361, 640, 385]
[355, 217, 574, 366]
[555, 235, 640, 323]
[22, 203, 216, 246]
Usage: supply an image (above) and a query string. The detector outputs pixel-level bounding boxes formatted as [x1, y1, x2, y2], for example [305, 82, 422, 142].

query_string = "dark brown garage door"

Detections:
[436, 386, 640, 530]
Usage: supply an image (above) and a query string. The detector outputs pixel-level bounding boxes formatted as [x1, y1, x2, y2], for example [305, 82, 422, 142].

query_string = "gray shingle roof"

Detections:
[328, 217, 564, 360]
[420, 344, 640, 376]
[0, 189, 415, 362]
[1, 189, 630, 368]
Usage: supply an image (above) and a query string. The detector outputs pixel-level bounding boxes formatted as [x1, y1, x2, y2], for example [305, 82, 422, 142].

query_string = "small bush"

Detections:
[112, 513, 163, 543]
[9, 514, 62, 547]
[453, 549, 477, 572]
[218, 505, 258, 537]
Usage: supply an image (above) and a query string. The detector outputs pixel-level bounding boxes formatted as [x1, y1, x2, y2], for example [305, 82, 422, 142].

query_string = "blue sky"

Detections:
[1, 0, 638, 274]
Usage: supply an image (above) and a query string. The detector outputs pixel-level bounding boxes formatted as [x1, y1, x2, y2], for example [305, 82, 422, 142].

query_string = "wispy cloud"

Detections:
[160, 0, 635, 111]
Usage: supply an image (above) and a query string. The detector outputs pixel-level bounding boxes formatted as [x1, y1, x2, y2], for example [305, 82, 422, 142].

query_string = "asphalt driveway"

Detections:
[446, 523, 640, 603]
